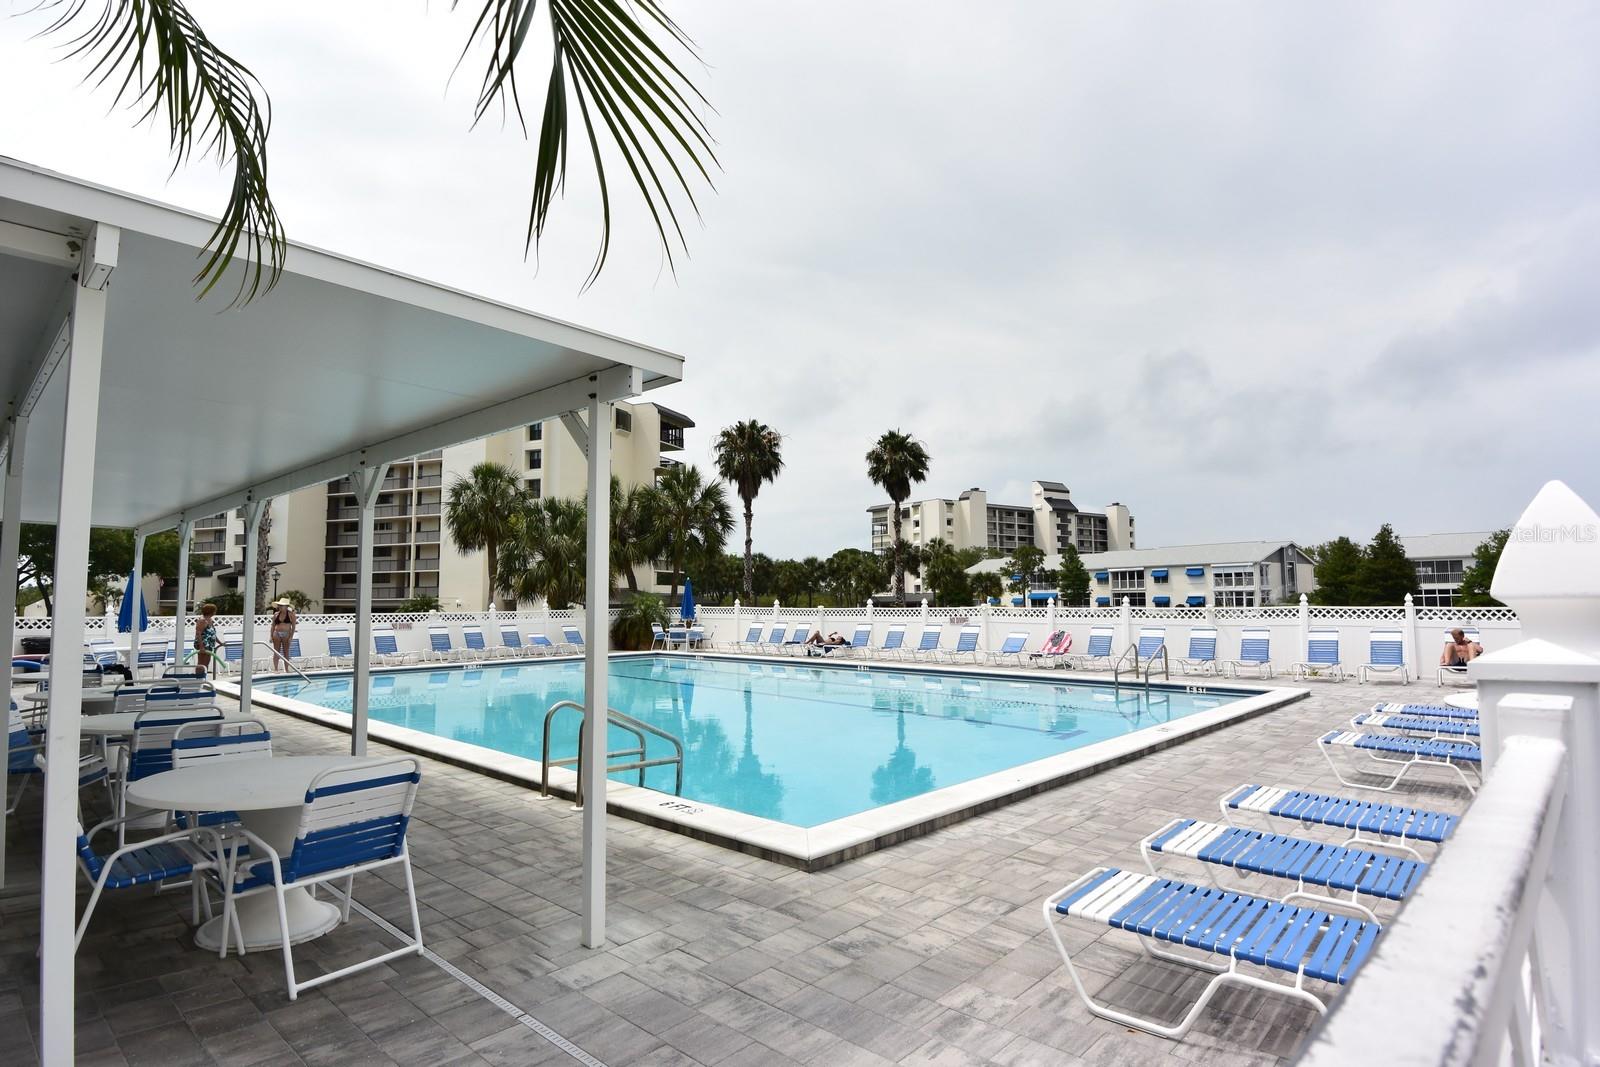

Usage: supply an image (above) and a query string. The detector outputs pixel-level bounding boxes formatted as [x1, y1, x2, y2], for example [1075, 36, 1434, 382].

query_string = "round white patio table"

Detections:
[1444, 692, 1478, 710]
[22, 686, 124, 714]
[126, 755, 387, 952]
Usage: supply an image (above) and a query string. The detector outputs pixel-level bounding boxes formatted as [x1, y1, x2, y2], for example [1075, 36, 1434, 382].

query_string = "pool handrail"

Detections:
[539, 700, 684, 806]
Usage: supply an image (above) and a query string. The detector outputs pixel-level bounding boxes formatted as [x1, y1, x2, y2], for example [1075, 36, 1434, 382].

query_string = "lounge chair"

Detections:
[1136, 627, 1166, 662]
[728, 625, 763, 652]
[940, 626, 981, 663]
[220, 632, 245, 674]
[1222, 628, 1274, 679]
[841, 624, 872, 657]
[1351, 711, 1479, 739]
[1369, 700, 1477, 722]
[1288, 629, 1344, 681]
[426, 626, 458, 662]
[321, 628, 354, 669]
[499, 628, 531, 658]
[878, 624, 907, 659]
[461, 625, 494, 660]
[135, 640, 167, 679]
[989, 632, 1029, 667]
[525, 633, 558, 656]
[1141, 816, 1426, 922]
[1042, 867, 1380, 1039]
[781, 627, 812, 654]
[1177, 627, 1218, 676]
[1220, 783, 1458, 859]
[1436, 627, 1482, 686]
[1028, 630, 1072, 668]
[1317, 730, 1481, 794]
[756, 625, 788, 654]
[561, 626, 584, 654]
[1070, 626, 1115, 670]
[908, 626, 943, 661]
[1357, 629, 1407, 684]
[372, 627, 416, 666]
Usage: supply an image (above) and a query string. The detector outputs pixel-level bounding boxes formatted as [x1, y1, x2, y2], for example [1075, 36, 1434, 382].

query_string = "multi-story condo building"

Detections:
[156, 400, 695, 613]
[869, 481, 1134, 595]
[967, 540, 1315, 608]
[1400, 531, 1495, 607]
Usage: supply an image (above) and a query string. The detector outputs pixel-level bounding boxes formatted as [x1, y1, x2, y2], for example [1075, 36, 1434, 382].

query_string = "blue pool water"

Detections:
[264, 656, 1241, 827]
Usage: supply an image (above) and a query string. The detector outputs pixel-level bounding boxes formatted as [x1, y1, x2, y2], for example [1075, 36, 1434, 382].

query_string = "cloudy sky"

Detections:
[3, 1, 1596, 559]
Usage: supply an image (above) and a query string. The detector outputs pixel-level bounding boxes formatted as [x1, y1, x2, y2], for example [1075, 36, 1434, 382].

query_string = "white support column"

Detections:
[40, 248, 112, 1067]
[1118, 596, 1133, 655]
[1402, 591, 1421, 681]
[237, 497, 267, 709]
[733, 599, 741, 646]
[128, 532, 145, 669]
[0, 414, 26, 889]
[172, 517, 193, 669]
[581, 390, 611, 948]
[351, 464, 388, 757]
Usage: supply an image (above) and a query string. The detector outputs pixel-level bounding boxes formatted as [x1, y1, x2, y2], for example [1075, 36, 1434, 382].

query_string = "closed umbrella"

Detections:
[116, 569, 148, 633]
[679, 577, 696, 623]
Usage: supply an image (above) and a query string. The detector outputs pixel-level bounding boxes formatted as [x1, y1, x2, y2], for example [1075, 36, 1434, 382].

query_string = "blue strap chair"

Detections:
[73, 810, 218, 949]
[1358, 629, 1408, 684]
[1223, 628, 1275, 678]
[1178, 627, 1218, 675]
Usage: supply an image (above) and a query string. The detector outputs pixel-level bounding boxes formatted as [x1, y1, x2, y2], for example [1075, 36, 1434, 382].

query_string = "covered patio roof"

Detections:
[0, 156, 682, 530]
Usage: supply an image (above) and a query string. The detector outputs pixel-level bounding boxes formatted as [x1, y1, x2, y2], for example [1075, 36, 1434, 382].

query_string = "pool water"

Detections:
[264, 656, 1238, 827]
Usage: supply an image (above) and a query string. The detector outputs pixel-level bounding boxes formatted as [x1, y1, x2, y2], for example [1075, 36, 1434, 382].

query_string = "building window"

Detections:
[1415, 559, 1465, 586]
[527, 423, 542, 441]
[1213, 567, 1255, 589]
[1417, 589, 1457, 607]
[615, 409, 633, 433]
[527, 449, 542, 470]
[1110, 569, 1144, 592]
[1215, 589, 1256, 608]
[528, 478, 541, 499]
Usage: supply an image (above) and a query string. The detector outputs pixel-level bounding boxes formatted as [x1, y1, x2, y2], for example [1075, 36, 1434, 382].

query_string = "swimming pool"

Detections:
[261, 655, 1253, 828]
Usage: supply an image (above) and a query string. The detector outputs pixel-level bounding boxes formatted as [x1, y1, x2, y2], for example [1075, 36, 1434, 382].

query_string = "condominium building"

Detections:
[868, 481, 1134, 595]
[1400, 531, 1495, 607]
[967, 540, 1316, 608]
[157, 400, 695, 613]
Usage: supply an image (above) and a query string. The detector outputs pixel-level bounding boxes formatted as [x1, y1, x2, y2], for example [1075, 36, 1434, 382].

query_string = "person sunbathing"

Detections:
[805, 632, 848, 654]
[1440, 628, 1483, 667]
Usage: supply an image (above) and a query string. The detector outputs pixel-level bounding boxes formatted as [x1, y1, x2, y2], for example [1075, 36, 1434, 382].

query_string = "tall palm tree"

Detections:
[444, 462, 524, 608]
[25, 1, 714, 301]
[712, 420, 784, 601]
[496, 497, 588, 607]
[654, 464, 733, 603]
[865, 430, 931, 601]
[611, 477, 665, 593]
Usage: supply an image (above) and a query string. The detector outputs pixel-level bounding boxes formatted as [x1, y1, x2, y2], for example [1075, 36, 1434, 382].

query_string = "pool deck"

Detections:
[0, 676, 1473, 1066]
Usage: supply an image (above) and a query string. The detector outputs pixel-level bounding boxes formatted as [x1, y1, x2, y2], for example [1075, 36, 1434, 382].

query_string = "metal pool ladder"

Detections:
[539, 700, 685, 808]
[1112, 644, 1169, 690]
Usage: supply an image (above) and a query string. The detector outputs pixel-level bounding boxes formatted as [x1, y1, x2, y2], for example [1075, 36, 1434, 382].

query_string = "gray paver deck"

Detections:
[0, 677, 1472, 1065]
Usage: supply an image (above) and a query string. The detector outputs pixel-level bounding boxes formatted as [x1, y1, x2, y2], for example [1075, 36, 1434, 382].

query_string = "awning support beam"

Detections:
[172, 517, 193, 672]
[581, 386, 611, 949]
[237, 497, 267, 708]
[351, 461, 388, 757]
[0, 413, 27, 889]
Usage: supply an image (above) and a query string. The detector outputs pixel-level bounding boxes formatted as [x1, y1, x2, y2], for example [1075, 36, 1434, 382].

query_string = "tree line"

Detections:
[1310, 524, 1508, 607]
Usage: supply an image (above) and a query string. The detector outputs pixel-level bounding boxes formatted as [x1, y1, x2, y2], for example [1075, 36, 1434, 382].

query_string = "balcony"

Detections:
[413, 558, 441, 572]
[414, 502, 441, 516]
[415, 474, 442, 488]
[325, 558, 407, 573]
[413, 530, 441, 544]
[659, 425, 685, 452]
[374, 504, 411, 518]
[330, 532, 409, 546]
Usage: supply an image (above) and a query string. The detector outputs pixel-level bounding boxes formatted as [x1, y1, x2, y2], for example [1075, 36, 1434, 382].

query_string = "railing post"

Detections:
[1465, 481, 1600, 1066]
[865, 599, 875, 642]
[983, 597, 995, 653]
[1046, 594, 1056, 636]
[1402, 592, 1419, 680]
[919, 597, 929, 634]
[732, 599, 741, 645]
[1298, 592, 1310, 656]
[1118, 596, 1132, 656]
[771, 598, 780, 620]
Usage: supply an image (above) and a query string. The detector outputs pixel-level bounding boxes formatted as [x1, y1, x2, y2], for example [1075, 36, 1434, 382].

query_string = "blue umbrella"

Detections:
[679, 577, 696, 621]
[116, 569, 148, 633]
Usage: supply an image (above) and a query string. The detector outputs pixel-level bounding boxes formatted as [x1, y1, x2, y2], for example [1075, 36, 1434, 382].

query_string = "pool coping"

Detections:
[221, 652, 1308, 872]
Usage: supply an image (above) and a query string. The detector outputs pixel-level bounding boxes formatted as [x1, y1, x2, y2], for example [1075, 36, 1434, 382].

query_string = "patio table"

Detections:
[1444, 692, 1478, 710]
[126, 755, 386, 952]
[22, 686, 125, 714]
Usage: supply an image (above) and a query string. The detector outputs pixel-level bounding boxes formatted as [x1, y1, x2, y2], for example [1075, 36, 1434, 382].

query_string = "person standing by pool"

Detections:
[270, 598, 298, 671]
[194, 603, 221, 675]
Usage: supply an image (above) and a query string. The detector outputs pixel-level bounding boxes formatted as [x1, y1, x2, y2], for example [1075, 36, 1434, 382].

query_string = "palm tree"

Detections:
[496, 497, 588, 607]
[24, 2, 714, 301]
[712, 420, 784, 601]
[444, 462, 524, 608]
[611, 477, 664, 593]
[654, 464, 733, 603]
[865, 430, 931, 601]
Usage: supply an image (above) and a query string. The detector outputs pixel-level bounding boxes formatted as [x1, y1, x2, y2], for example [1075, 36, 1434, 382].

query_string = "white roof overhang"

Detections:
[0, 156, 683, 534]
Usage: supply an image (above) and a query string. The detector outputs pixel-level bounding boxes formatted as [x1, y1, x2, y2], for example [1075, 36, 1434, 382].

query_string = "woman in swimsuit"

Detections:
[194, 603, 221, 675]
[269, 598, 298, 671]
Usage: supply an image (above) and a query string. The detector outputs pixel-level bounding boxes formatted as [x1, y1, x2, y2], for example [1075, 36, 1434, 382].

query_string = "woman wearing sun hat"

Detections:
[269, 597, 298, 671]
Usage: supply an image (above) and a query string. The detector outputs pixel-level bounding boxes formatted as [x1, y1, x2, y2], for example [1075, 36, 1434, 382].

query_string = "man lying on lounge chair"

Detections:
[1440, 629, 1483, 668]
[805, 632, 848, 655]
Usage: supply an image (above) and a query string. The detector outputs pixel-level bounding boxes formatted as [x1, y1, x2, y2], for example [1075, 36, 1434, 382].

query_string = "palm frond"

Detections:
[457, 0, 716, 287]
[33, 0, 284, 305]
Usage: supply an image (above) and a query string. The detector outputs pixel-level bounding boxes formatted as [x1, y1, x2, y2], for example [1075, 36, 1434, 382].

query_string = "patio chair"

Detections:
[1358, 629, 1408, 684]
[939, 626, 982, 663]
[1351, 710, 1479, 739]
[72, 812, 218, 949]
[650, 624, 670, 651]
[1177, 627, 1218, 676]
[500, 627, 531, 658]
[86, 638, 120, 668]
[1140, 817, 1425, 923]
[1222, 628, 1275, 679]
[908, 626, 943, 661]
[1042, 867, 1379, 1039]
[1220, 783, 1458, 859]
[780, 626, 811, 654]
[687, 626, 705, 649]
[117, 704, 226, 844]
[526, 633, 558, 656]
[1369, 701, 1477, 723]
[220, 632, 245, 674]
[254, 638, 303, 674]
[426, 626, 459, 662]
[878, 624, 907, 659]
[989, 632, 1030, 667]
[1436, 627, 1482, 686]
[321, 628, 354, 669]
[1287, 629, 1345, 681]
[1070, 626, 1115, 670]
[842, 624, 873, 658]
[162, 664, 208, 681]
[1028, 630, 1072, 668]
[461, 625, 494, 660]
[560, 626, 584, 654]
[8, 704, 48, 815]
[728, 625, 763, 651]
[170, 718, 274, 830]
[756, 625, 788, 654]
[1317, 729, 1481, 794]
[211, 757, 425, 1000]
[666, 625, 690, 650]
[372, 627, 416, 665]
[134, 640, 167, 678]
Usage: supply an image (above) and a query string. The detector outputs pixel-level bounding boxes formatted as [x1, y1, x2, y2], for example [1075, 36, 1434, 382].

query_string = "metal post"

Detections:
[238, 498, 266, 709]
[351, 463, 387, 757]
[172, 517, 192, 670]
[128, 532, 145, 670]
[581, 389, 611, 948]
[40, 253, 111, 1067]
[0, 414, 26, 889]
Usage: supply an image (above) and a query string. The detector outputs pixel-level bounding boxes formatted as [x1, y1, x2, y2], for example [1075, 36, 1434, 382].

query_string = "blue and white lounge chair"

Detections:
[1221, 784, 1458, 859]
[220, 632, 245, 673]
[878, 624, 907, 659]
[426, 625, 459, 662]
[561, 626, 584, 653]
[1318, 730, 1481, 794]
[940, 626, 981, 663]
[500, 627, 530, 658]
[1223, 628, 1274, 679]
[1351, 710, 1479, 739]
[989, 632, 1029, 667]
[526, 633, 558, 656]
[728, 625, 763, 652]
[135, 640, 167, 678]
[1436, 627, 1482, 686]
[372, 627, 415, 666]
[1071, 626, 1115, 670]
[838, 624, 871, 658]
[462, 625, 493, 660]
[322, 628, 354, 669]
[1288, 629, 1344, 681]
[1358, 629, 1407, 684]
[1135, 627, 1166, 662]
[1042, 867, 1380, 1039]
[756, 625, 787, 654]
[782, 627, 812, 654]
[908, 626, 943, 661]
[1141, 816, 1427, 921]
[211, 758, 425, 999]
[1369, 700, 1477, 722]
[1177, 627, 1218, 676]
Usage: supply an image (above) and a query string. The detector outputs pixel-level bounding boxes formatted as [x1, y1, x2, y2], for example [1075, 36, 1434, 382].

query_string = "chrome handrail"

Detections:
[539, 699, 685, 807]
[1112, 645, 1140, 687]
[230, 639, 316, 685]
[1142, 645, 1170, 686]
